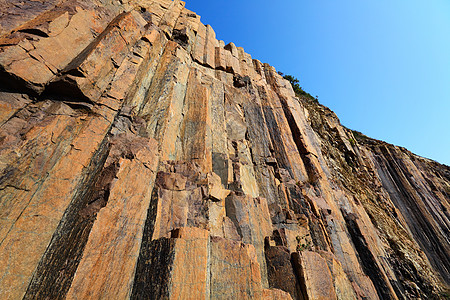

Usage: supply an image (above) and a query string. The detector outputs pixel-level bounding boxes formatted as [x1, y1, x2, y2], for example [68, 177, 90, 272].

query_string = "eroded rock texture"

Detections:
[0, 0, 449, 299]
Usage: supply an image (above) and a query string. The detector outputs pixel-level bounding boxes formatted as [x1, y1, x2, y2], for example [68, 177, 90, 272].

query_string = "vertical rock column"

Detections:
[65, 137, 159, 299]
[132, 227, 209, 299]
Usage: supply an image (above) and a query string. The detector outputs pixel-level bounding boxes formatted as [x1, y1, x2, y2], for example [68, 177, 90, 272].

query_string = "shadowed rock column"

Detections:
[66, 137, 159, 299]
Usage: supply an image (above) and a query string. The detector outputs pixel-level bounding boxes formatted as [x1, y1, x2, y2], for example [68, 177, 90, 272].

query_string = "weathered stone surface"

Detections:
[49, 10, 149, 102]
[131, 237, 176, 299]
[0, 0, 61, 37]
[264, 243, 302, 299]
[262, 288, 294, 300]
[66, 136, 159, 299]
[158, 0, 185, 37]
[0, 7, 111, 93]
[224, 42, 241, 75]
[181, 68, 213, 172]
[238, 46, 255, 77]
[318, 251, 357, 300]
[0, 91, 31, 126]
[192, 22, 207, 65]
[0, 109, 115, 299]
[208, 172, 231, 202]
[204, 25, 218, 68]
[215, 46, 228, 71]
[169, 227, 210, 299]
[0, 1, 448, 299]
[226, 193, 272, 287]
[210, 236, 264, 299]
[173, 8, 201, 52]
[292, 251, 337, 300]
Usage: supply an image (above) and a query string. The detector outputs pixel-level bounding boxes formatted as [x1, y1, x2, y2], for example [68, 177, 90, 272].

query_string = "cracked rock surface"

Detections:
[0, 0, 449, 299]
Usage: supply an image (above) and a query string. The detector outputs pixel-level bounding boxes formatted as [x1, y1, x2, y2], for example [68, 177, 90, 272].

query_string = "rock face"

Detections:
[0, 0, 449, 299]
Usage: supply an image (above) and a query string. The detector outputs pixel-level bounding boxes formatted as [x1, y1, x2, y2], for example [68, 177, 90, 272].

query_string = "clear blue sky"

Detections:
[185, 0, 450, 166]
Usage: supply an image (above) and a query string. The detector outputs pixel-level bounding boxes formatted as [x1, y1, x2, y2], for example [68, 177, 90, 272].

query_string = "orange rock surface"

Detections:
[0, 0, 448, 299]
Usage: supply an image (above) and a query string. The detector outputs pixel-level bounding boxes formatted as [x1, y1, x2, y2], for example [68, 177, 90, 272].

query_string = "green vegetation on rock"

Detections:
[278, 72, 317, 102]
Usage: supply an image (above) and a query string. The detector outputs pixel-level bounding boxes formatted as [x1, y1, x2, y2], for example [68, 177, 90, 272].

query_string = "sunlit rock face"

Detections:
[0, 1, 448, 299]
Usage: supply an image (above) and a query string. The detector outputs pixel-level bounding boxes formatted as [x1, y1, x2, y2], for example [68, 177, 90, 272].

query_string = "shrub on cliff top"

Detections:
[280, 72, 317, 101]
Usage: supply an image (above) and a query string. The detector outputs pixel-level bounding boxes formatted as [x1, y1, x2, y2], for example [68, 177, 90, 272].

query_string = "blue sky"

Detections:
[184, 0, 450, 166]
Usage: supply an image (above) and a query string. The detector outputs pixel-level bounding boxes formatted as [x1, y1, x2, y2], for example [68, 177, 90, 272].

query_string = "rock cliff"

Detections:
[0, 0, 449, 299]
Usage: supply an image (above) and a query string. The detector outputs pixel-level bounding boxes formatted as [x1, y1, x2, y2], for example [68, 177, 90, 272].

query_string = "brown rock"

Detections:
[0, 1, 448, 299]
[292, 251, 337, 300]
[66, 137, 159, 299]
[158, 0, 185, 37]
[207, 172, 231, 201]
[210, 236, 264, 299]
[224, 42, 241, 74]
[181, 68, 213, 173]
[0, 92, 31, 126]
[173, 8, 201, 52]
[237, 46, 256, 77]
[157, 172, 188, 190]
[264, 243, 302, 299]
[131, 227, 209, 299]
[169, 227, 209, 299]
[215, 46, 228, 71]
[204, 25, 218, 68]
[226, 193, 273, 285]
[0, 9, 107, 93]
[0, 112, 115, 299]
[318, 251, 358, 300]
[262, 288, 294, 300]
[192, 22, 206, 64]
[50, 10, 148, 102]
